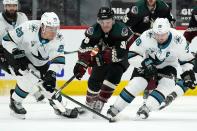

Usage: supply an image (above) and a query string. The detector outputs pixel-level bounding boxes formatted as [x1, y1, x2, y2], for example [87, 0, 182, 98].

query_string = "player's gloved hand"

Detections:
[193, 53, 197, 73]
[181, 70, 196, 89]
[93, 48, 112, 66]
[141, 58, 157, 79]
[42, 70, 56, 93]
[73, 61, 88, 80]
[95, 48, 121, 66]
[12, 48, 28, 75]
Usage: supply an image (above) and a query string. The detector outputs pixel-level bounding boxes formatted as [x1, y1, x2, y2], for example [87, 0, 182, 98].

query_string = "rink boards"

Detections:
[0, 29, 197, 96]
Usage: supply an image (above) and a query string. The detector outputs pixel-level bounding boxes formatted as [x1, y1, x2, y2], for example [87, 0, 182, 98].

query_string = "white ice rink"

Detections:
[1, 96, 197, 131]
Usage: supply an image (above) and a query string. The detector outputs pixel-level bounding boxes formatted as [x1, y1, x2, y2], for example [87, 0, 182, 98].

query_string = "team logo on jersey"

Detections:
[131, 6, 138, 14]
[121, 27, 128, 37]
[31, 50, 49, 61]
[57, 33, 63, 41]
[143, 16, 150, 23]
[86, 27, 94, 35]
[31, 41, 36, 47]
[30, 24, 39, 32]
[174, 35, 183, 44]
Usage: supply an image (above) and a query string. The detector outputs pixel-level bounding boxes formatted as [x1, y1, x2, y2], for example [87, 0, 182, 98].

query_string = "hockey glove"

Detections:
[102, 48, 112, 64]
[12, 48, 28, 75]
[141, 58, 157, 79]
[92, 48, 112, 66]
[42, 70, 56, 93]
[181, 70, 196, 89]
[73, 61, 88, 80]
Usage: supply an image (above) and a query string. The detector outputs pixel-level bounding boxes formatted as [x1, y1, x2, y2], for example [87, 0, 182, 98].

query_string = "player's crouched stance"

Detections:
[1, 12, 78, 119]
[107, 18, 196, 120]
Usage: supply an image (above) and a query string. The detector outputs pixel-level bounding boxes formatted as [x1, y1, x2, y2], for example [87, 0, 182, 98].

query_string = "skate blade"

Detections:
[107, 114, 116, 122]
[134, 114, 146, 121]
[10, 110, 25, 119]
[75, 107, 86, 114]
[159, 103, 166, 110]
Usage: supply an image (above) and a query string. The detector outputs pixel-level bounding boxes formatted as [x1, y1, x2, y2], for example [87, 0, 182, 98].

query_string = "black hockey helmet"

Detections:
[97, 7, 114, 20]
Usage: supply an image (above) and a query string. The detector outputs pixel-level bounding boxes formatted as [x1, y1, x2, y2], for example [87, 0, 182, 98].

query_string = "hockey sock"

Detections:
[98, 80, 116, 102]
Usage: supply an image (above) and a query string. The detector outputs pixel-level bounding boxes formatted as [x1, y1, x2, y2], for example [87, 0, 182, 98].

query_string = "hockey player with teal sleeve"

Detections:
[1, 12, 78, 119]
[0, 0, 46, 103]
[107, 18, 196, 120]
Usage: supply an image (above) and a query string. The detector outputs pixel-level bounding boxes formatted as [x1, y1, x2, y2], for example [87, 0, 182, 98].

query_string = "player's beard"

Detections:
[4, 10, 17, 20]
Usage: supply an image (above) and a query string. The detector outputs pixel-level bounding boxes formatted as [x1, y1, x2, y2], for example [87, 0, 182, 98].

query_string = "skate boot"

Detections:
[93, 100, 104, 113]
[107, 105, 120, 118]
[9, 90, 27, 119]
[136, 104, 150, 119]
[159, 92, 177, 110]
[49, 100, 78, 118]
[90, 100, 104, 119]
[33, 91, 45, 103]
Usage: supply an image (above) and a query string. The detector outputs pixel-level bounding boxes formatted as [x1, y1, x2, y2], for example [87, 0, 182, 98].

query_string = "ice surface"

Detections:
[1, 96, 197, 131]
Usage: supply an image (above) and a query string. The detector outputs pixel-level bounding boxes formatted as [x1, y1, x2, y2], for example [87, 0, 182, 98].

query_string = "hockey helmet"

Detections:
[41, 12, 60, 27]
[97, 7, 114, 20]
[3, 0, 18, 5]
[153, 18, 170, 34]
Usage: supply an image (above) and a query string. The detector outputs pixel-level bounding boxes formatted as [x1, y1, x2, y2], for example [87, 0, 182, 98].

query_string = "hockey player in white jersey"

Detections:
[0, 0, 45, 103]
[107, 18, 196, 120]
[0, 0, 28, 72]
[1, 12, 78, 119]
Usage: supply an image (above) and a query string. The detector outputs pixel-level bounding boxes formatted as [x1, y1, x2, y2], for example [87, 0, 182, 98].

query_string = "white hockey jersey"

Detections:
[2, 20, 65, 73]
[129, 28, 194, 72]
[0, 12, 28, 42]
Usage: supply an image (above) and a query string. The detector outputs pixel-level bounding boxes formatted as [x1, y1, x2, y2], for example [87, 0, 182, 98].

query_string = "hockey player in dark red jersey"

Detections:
[184, 6, 197, 43]
[124, 0, 175, 49]
[73, 7, 133, 114]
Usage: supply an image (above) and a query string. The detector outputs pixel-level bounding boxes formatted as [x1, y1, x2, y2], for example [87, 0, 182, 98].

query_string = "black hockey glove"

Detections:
[73, 61, 88, 80]
[181, 70, 196, 89]
[141, 58, 157, 79]
[193, 53, 197, 73]
[11, 48, 28, 75]
[42, 70, 56, 93]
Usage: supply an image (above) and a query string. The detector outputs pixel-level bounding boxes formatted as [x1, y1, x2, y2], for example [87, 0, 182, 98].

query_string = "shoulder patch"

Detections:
[84, 37, 90, 44]
[131, 6, 138, 14]
[57, 33, 63, 41]
[121, 27, 128, 37]
[29, 24, 39, 32]
[174, 35, 183, 44]
[86, 27, 94, 35]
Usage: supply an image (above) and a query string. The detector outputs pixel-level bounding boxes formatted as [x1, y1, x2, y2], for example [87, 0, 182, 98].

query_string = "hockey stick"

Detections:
[30, 70, 114, 122]
[58, 91, 114, 122]
[52, 75, 76, 99]
[29, 69, 68, 113]
[64, 50, 78, 55]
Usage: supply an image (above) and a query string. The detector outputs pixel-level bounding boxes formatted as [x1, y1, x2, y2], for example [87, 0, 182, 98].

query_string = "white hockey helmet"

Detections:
[41, 12, 60, 27]
[3, 0, 18, 5]
[152, 18, 170, 34]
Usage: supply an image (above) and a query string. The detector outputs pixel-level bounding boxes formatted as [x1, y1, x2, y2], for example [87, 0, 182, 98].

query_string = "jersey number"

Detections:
[57, 45, 64, 52]
[16, 27, 24, 37]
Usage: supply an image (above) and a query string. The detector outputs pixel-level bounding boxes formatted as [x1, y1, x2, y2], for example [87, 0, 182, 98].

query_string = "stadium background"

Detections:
[0, 0, 197, 96]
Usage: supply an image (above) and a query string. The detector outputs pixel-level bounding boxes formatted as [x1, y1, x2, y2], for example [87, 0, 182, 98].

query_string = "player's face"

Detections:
[147, 0, 156, 7]
[99, 19, 113, 33]
[4, 4, 17, 15]
[155, 32, 169, 44]
[41, 26, 59, 40]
